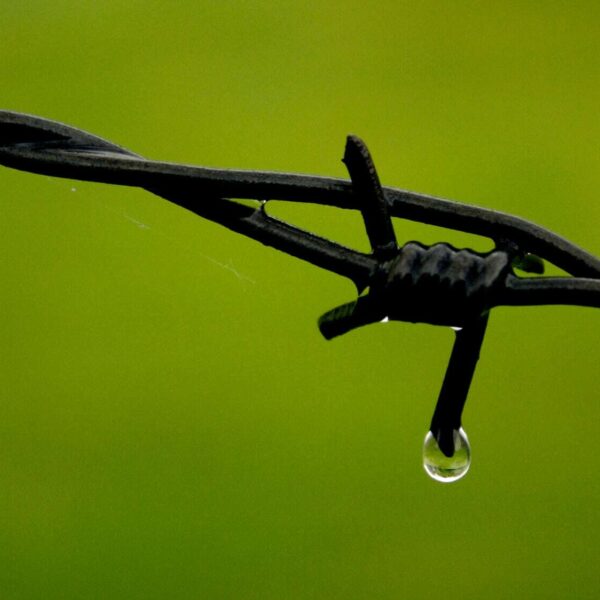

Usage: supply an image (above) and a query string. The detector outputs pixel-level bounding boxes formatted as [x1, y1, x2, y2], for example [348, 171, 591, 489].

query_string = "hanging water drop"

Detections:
[422, 427, 471, 483]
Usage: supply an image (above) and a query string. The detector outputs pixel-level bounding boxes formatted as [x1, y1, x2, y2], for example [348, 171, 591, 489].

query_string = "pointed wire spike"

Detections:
[429, 313, 489, 457]
[318, 295, 386, 339]
[343, 135, 397, 260]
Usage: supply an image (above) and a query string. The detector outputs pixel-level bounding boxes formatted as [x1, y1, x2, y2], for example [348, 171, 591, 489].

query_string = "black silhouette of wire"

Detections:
[1, 111, 598, 462]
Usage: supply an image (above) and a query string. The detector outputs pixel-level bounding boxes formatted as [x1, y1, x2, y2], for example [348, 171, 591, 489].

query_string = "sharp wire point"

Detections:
[1, 111, 599, 478]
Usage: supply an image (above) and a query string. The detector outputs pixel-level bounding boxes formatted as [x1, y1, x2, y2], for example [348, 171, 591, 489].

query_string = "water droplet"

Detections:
[380, 316, 390, 323]
[450, 326, 462, 331]
[71, 187, 77, 192]
[422, 427, 471, 483]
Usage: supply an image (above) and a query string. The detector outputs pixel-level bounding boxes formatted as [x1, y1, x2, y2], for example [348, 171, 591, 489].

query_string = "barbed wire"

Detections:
[1, 111, 598, 480]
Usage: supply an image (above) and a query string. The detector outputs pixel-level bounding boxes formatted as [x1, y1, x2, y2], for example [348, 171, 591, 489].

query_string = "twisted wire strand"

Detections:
[3, 110, 599, 466]
[1, 111, 600, 311]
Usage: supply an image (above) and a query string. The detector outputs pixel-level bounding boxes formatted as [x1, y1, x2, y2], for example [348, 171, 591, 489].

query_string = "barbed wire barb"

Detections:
[1, 110, 598, 476]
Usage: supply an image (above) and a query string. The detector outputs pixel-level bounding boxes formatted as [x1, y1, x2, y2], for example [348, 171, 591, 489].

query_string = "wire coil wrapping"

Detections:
[1, 110, 598, 467]
[383, 243, 511, 327]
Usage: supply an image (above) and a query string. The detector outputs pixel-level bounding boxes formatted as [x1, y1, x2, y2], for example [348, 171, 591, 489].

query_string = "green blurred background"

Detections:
[1, 2, 599, 598]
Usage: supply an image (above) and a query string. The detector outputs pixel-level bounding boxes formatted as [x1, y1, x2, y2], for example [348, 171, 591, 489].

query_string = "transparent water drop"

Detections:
[422, 427, 471, 483]
[380, 316, 390, 323]
[450, 326, 463, 332]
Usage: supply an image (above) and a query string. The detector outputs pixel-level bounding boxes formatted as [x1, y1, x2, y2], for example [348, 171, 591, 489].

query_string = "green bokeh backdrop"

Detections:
[2, 2, 599, 598]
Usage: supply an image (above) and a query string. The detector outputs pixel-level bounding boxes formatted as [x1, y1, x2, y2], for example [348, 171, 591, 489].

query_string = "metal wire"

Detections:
[1, 111, 598, 460]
